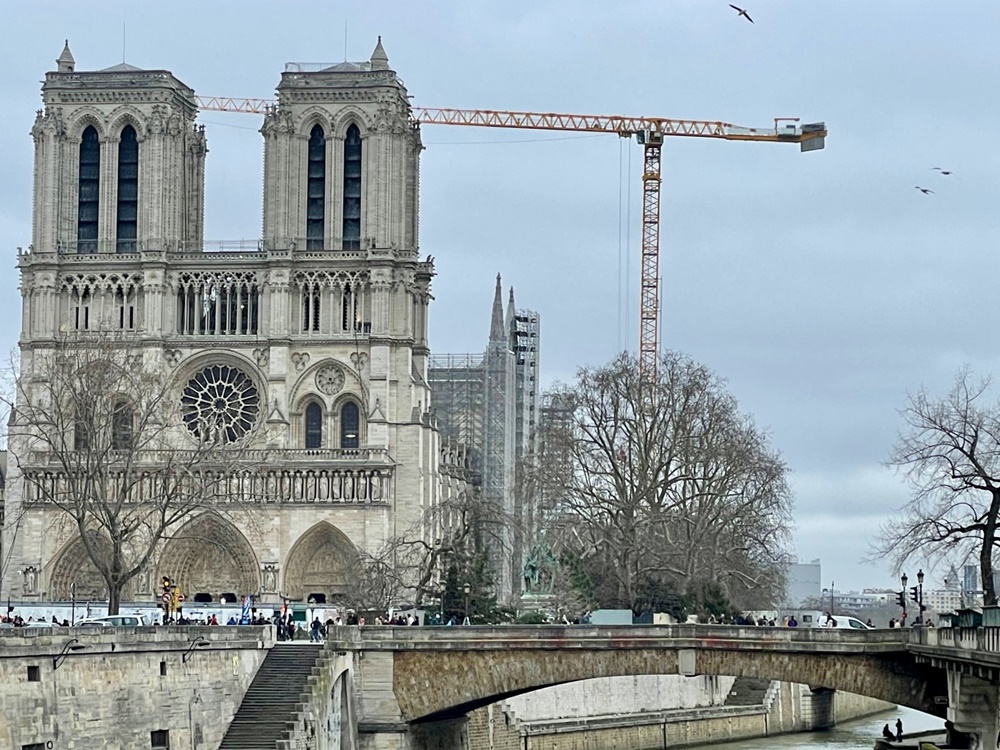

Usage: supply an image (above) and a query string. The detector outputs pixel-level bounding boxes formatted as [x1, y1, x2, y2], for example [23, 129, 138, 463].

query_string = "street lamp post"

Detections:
[463, 582, 471, 625]
[900, 573, 909, 624]
[917, 569, 926, 623]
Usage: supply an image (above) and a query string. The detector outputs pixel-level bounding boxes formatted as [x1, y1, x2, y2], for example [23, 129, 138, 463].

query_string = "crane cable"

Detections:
[617, 139, 624, 354]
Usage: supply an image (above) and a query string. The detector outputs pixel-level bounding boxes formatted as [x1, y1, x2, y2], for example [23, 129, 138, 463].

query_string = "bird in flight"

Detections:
[915, 186, 934, 195]
[932, 167, 954, 176]
[729, 4, 754, 23]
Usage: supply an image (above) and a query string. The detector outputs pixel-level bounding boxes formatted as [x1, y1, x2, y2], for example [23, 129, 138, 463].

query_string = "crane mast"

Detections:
[195, 96, 827, 380]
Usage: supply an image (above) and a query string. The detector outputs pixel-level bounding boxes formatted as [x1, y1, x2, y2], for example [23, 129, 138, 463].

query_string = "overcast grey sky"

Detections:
[2, 1, 998, 596]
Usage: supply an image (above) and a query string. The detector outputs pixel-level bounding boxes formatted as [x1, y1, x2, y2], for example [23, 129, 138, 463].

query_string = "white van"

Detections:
[818, 615, 873, 630]
[75, 614, 152, 628]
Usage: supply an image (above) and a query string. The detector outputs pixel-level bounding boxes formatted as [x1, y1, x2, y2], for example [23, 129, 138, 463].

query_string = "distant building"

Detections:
[784, 559, 821, 607]
[925, 589, 963, 613]
[834, 591, 887, 610]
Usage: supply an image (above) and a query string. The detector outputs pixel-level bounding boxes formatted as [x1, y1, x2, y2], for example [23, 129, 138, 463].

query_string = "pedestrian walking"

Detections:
[896, 718, 903, 742]
[310, 617, 323, 642]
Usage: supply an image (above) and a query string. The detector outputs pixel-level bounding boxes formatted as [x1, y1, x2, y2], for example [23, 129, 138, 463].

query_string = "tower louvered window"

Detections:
[342, 124, 362, 250]
[340, 402, 360, 449]
[77, 126, 100, 254]
[305, 402, 323, 449]
[116, 125, 139, 253]
[306, 125, 326, 251]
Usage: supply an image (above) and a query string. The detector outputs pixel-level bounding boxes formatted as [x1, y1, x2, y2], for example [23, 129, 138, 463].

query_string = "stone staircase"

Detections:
[218, 643, 325, 750]
[725, 677, 773, 707]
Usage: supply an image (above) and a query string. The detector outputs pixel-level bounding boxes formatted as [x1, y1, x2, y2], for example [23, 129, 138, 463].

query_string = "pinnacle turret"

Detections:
[505, 286, 516, 333]
[56, 40, 75, 73]
[370, 36, 389, 71]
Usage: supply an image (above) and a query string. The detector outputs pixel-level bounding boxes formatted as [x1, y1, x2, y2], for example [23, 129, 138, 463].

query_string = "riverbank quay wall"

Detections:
[0, 625, 271, 749]
[465, 680, 894, 750]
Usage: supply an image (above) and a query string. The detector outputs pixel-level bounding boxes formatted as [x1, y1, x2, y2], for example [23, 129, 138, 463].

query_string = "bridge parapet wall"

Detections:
[330, 624, 912, 653]
[923, 626, 1000, 655]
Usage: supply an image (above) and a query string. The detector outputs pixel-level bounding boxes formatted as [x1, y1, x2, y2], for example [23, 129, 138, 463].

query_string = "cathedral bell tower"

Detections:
[261, 37, 421, 254]
[258, 38, 432, 434]
[31, 41, 207, 256]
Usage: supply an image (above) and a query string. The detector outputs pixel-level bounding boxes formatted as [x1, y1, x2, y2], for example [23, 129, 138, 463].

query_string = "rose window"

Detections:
[181, 364, 260, 443]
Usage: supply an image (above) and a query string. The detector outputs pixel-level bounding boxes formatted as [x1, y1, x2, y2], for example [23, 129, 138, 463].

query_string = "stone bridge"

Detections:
[333, 625, 945, 723]
[329, 624, 1000, 750]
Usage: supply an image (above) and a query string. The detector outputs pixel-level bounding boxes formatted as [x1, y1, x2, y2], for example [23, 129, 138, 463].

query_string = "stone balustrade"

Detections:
[23, 461, 393, 506]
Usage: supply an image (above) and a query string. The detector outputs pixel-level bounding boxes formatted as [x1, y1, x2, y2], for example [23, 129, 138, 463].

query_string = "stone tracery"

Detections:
[181, 364, 260, 443]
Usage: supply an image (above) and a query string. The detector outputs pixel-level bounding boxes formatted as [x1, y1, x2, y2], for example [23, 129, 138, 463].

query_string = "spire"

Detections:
[57, 40, 75, 73]
[489, 273, 505, 343]
[370, 36, 389, 71]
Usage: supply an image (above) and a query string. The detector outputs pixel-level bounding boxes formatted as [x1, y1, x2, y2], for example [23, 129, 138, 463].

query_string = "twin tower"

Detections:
[32, 38, 420, 257]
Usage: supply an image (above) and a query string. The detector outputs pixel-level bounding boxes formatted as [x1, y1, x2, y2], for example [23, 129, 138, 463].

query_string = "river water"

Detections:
[698, 707, 944, 750]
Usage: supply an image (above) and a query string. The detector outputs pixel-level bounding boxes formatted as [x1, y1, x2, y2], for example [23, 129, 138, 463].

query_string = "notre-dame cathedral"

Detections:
[0, 39, 481, 607]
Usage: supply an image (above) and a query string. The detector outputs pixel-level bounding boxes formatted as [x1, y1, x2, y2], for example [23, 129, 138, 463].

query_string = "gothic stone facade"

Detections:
[0, 40, 469, 606]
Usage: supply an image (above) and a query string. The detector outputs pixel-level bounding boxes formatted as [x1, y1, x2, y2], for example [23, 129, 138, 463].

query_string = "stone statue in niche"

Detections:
[23, 566, 38, 595]
[262, 564, 277, 593]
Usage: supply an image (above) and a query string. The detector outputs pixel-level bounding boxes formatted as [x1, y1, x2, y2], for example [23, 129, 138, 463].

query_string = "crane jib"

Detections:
[193, 95, 826, 382]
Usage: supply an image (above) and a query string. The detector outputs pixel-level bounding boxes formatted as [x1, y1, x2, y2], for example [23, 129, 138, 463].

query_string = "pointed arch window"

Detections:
[340, 402, 360, 449]
[306, 125, 326, 251]
[305, 402, 323, 449]
[342, 124, 362, 251]
[77, 126, 100, 254]
[112, 399, 134, 450]
[116, 125, 139, 253]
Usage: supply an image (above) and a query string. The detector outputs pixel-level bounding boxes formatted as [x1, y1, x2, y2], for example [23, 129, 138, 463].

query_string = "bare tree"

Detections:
[368, 486, 515, 612]
[3, 333, 253, 614]
[875, 369, 1000, 606]
[530, 352, 792, 614]
[337, 550, 407, 615]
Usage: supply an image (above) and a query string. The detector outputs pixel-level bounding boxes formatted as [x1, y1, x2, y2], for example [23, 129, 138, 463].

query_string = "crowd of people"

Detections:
[0, 614, 72, 627]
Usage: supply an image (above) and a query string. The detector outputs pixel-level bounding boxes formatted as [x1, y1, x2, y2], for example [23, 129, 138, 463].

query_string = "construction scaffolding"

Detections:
[428, 349, 517, 598]
[428, 353, 487, 475]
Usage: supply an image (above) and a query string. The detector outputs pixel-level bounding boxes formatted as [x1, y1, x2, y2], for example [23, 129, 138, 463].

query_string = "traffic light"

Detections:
[896, 591, 907, 608]
[910, 587, 920, 604]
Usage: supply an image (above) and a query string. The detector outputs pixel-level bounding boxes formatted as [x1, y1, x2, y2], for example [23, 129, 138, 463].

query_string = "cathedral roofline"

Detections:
[43, 67, 198, 111]
[279, 39, 403, 94]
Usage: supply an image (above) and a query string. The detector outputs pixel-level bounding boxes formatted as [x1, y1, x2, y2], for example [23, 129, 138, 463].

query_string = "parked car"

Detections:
[75, 614, 151, 628]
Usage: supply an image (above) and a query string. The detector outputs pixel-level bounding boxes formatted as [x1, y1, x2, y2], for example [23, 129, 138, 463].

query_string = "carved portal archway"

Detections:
[158, 514, 259, 601]
[48, 531, 116, 600]
[282, 521, 359, 602]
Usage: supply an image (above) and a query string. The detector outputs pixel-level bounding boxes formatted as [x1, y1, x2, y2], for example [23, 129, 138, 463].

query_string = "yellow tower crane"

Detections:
[196, 96, 827, 380]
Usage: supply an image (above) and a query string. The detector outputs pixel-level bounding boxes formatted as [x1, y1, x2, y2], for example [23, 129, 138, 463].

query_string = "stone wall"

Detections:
[466, 681, 895, 750]
[0, 626, 271, 749]
[504, 675, 735, 720]
[277, 652, 355, 750]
